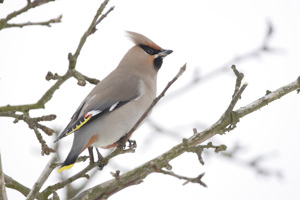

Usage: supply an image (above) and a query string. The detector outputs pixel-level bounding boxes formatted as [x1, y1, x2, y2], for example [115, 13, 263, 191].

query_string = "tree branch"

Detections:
[235, 76, 300, 119]
[0, 0, 113, 155]
[186, 142, 227, 165]
[90, 5, 115, 34]
[38, 64, 187, 199]
[4, 174, 31, 198]
[4, 15, 62, 28]
[0, 0, 112, 113]
[25, 156, 58, 200]
[0, 111, 56, 155]
[0, 0, 57, 30]
[157, 170, 207, 187]
[69, 0, 111, 67]
[41, 162, 97, 198]
[73, 69, 300, 200]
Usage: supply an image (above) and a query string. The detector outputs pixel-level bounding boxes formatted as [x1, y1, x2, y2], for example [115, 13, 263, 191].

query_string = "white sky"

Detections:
[1, 0, 300, 199]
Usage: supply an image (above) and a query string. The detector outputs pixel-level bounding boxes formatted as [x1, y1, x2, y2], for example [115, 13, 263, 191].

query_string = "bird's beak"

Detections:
[158, 49, 173, 57]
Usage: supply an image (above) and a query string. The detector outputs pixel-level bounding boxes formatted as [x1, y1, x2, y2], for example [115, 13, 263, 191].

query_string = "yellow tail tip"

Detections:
[58, 164, 74, 173]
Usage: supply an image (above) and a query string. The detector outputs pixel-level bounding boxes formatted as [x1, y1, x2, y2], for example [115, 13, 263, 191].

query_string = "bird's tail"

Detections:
[58, 148, 81, 173]
[58, 134, 98, 173]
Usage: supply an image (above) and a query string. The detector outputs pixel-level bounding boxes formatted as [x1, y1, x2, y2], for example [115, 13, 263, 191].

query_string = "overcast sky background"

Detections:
[1, 0, 300, 199]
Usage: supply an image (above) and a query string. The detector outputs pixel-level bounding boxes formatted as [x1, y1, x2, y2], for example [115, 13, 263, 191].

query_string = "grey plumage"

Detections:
[56, 31, 172, 172]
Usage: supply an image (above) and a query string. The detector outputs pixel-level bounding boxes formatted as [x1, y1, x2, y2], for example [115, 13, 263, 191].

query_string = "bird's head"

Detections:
[121, 31, 173, 72]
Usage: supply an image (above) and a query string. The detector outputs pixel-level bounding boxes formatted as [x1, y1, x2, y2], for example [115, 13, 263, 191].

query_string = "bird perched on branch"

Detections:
[55, 31, 173, 172]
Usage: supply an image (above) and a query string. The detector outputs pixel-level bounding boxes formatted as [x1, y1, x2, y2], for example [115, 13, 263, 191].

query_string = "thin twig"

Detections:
[158, 169, 207, 187]
[0, 0, 56, 30]
[231, 65, 244, 97]
[70, 0, 111, 67]
[83, 75, 100, 85]
[0, 112, 56, 136]
[186, 142, 227, 165]
[0, 111, 56, 155]
[0, 0, 112, 113]
[4, 15, 62, 28]
[90, 6, 115, 34]
[235, 76, 300, 119]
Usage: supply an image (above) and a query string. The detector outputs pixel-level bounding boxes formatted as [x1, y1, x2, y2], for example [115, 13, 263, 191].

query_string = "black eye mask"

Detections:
[139, 44, 161, 55]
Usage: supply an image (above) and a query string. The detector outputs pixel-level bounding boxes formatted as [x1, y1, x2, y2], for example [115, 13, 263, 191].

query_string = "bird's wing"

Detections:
[55, 75, 143, 142]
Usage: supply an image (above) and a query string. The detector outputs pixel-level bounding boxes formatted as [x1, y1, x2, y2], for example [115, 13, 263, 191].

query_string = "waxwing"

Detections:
[55, 31, 173, 172]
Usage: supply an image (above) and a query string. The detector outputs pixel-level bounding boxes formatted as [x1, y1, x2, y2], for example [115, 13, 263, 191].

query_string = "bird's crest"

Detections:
[126, 31, 162, 50]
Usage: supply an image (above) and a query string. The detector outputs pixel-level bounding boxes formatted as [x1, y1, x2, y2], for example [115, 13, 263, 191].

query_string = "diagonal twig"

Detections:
[25, 156, 58, 200]
[4, 174, 31, 198]
[90, 6, 115, 35]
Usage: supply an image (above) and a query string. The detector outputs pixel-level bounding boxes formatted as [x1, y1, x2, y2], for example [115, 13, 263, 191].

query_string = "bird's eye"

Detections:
[140, 45, 158, 55]
[145, 48, 153, 55]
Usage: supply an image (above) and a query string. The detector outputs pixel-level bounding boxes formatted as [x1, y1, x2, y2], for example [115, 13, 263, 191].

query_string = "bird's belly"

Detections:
[92, 100, 150, 148]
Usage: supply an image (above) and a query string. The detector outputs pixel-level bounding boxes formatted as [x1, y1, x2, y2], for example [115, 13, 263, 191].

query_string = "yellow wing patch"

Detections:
[66, 115, 92, 136]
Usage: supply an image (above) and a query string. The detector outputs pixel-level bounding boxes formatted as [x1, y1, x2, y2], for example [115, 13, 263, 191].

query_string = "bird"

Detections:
[55, 31, 173, 173]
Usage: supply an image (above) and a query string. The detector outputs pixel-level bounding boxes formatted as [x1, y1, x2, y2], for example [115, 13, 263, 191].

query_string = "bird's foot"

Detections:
[117, 135, 137, 150]
[95, 148, 105, 170]
[127, 139, 137, 150]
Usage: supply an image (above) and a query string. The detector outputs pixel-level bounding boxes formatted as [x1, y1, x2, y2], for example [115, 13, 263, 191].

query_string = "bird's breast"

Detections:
[92, 84, 156, 148]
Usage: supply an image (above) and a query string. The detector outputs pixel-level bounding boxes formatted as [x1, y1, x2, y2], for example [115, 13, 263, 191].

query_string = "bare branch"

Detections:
[33, 126, 56, 155]
[158, 169, 207, 187]
[82, 75, 100, 85]
[0, 0, 113, 156]
[0, 0, 112, 113]
[4, 174, 31, 198]
[235, 76, 300, 119]
[186, 142, 227, 165]
[74, 70, 300, 200]
[231, 65, 244, 97]
[69, 0, 112, 67]
[0, 0, 57, 30]
[25, 156, 58, 200]
[0, 111, 56, 155]
[2, 112, 56, 135]
[41, 162, 96, 198]
[4, 15, 62, 29]
[90, 6, 115, 34]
